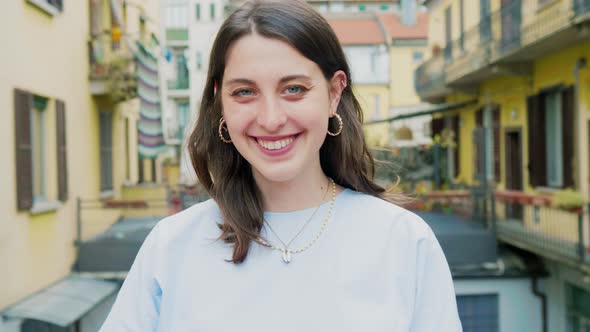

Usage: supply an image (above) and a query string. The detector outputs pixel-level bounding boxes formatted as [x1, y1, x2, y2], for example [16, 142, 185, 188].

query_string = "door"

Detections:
[505, 129, 523, 220]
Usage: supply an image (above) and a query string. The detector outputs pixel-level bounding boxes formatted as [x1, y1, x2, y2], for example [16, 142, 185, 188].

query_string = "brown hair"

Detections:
[188, 0, 391, 263]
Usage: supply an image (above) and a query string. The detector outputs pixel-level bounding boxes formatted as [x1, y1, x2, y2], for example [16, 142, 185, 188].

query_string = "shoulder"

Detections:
[340, 189, 434, 243]
[149, 199, 222, 245]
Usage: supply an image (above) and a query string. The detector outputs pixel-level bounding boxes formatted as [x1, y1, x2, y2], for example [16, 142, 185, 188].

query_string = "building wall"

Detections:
[544, 260, 590, 332]
[0, 0, 92, 311]
[390, 44, 427, 107]
[344, 45, 390, 85]
[0, 0, 161, 319]
[355, 84, 390, 146]
[454, 277, 543, 332]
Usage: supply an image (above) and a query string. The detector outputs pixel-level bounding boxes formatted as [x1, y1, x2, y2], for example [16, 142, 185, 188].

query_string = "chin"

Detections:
[251, 163, 303, 184]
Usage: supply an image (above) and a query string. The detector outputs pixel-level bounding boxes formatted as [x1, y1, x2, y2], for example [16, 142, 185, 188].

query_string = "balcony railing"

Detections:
[493, 191, 588, 268]
[407, 189, 590, 272]
[574, 0, 590, 15]
[434, 0, 589, 87]
[414, 53, 448, 101]
[88, 35, 137, 101]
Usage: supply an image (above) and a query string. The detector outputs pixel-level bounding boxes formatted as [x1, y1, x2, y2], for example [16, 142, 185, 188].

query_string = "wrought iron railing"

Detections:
[493, 191, 588, 265]
[414, 53, 446, 97]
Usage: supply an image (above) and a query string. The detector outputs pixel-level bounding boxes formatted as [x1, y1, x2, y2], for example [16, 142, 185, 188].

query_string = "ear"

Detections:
[328, 70, 347, 117]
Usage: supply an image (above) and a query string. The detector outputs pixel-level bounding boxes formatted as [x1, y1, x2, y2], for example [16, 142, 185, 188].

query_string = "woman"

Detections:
[100, 0, 462, 331]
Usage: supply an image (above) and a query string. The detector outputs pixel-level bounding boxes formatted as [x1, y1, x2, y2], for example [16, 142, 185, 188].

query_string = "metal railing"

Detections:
[414, 53, 447, 98]
[406, 188, 589, 271]
[430, 0, 589, 86]
[493, 191, 587, 265]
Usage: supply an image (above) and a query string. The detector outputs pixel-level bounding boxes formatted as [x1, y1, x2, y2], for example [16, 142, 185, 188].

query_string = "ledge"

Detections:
[30, 200, 61, 215]
[26, 0, 60, 16]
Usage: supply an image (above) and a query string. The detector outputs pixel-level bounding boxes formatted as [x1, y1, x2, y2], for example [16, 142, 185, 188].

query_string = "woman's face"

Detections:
[221, 33, 345, 184]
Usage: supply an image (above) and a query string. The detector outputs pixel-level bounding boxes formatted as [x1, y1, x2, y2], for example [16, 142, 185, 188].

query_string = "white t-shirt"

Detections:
[99, 188, 462, 331]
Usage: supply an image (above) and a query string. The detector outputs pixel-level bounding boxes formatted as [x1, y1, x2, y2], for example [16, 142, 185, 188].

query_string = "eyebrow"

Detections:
[224, 75, 313, 87]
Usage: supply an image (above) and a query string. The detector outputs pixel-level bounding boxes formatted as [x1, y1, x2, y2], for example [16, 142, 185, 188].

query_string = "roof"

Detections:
[328, 17, 387, 45]
[415, 211, 499, 270]
[377, 12, 428, 40]
[2, 275, 118, 327]
[76, 216, 161, 272]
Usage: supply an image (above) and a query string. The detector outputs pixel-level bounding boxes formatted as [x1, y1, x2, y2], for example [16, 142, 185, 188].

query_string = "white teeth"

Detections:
[256, 136, 296, 150]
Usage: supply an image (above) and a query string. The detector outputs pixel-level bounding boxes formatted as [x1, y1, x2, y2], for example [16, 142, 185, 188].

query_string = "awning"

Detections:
[2, 275, 118, 327]
[364, 100, 477, 125]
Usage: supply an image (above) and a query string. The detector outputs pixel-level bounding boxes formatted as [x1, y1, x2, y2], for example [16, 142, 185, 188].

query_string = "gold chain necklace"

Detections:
[255, 178, 336, 264]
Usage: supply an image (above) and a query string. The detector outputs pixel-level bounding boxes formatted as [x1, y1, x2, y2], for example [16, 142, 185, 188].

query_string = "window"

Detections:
[456, 294, 499, 332]
[372, 95, 380, 121]
[412, 51, 424, 63]
[210, 3, 215, 20]
[196, 3, 201, 20]
[177, 102, 190, 141]
[99, 112, 113, 192]
[526, 86, 574, 188]
[31, 96, 48, 203]
[196, 51, 202, 70]
[546, 91, 563, 187]
[567, 284, 590, 332]
[444, 6, 453, 62]
[14, 89, 67, 211]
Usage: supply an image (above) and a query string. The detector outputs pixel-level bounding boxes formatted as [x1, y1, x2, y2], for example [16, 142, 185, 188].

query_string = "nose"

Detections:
[255, 96, 287, 132]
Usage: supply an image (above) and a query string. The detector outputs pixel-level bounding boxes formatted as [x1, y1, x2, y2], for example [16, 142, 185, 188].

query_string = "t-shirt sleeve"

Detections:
[99, 223, 163, 332]
[409, 224, 463, 332]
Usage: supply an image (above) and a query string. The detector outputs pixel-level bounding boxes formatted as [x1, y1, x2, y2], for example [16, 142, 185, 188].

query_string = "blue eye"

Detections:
[285, 85, 306, 94]
[232, 89, 255, 97]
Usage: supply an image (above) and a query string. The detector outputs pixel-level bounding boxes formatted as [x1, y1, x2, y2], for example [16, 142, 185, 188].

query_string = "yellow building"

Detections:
[327, 9, 429, 147]
[0, 0, 163, 330]
[416, 0, 590, 329]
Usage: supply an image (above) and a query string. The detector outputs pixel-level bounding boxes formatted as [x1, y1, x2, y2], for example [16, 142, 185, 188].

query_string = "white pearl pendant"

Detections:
[282, 250, 292, 264]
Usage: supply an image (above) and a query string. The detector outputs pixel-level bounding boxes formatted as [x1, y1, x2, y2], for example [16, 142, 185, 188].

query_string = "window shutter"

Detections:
[527, 94, 546, 187]
[431, 117, 445, 138]
[14, 89, 33, 211]
[562, 86, 574, 188]
[56, 100, 68, 201]
[493, 107, 501, 182]
[474, 109, 483, 177]
[452, 115, 460, 177]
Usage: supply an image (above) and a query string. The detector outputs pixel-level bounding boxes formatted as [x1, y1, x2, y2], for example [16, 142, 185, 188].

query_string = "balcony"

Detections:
[488, 0, 589, 63]
[493, 191, 589, 273]
[414, 53, 452, 103]
[88, 35, 137, 101]
[445, 14, 498, 87]
[439, 0, 590, 88]
[410, 189, 590, 273]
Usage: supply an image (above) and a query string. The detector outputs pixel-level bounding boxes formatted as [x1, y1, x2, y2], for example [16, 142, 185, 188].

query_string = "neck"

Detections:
[254, 165, 331, 213]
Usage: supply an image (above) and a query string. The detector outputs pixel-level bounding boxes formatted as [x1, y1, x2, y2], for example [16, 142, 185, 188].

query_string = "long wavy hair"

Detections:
[188, 0, 393, 263]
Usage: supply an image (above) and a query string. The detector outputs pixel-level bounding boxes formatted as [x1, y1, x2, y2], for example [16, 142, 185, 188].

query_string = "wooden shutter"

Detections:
[474, 109, 483, 177]
[56, 100, 68, 201]
[452, 115, 460, 177]
[14, 89, 33, 211]
[562, 86, 575, 188]
[527, 94, 547, 187]
[493, 107, 501, 182]
[99, 112, 113, 191]
[431, 117, 445, 138]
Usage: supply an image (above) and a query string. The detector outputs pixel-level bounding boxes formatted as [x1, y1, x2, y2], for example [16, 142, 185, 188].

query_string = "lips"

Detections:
[252, 133, 300, 154]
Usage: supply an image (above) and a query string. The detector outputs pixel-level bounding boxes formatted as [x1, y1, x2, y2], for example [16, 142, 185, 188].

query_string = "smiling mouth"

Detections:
[255, 135, 298, 151]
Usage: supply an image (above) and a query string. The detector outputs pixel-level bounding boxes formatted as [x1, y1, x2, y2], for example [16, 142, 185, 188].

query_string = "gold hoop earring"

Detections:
[218, 117, 232, 143]
[327, 113, 343, 137]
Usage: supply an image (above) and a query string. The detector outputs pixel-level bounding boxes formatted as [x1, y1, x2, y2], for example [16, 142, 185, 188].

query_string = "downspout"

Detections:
[531, 276, 547, 332]
[574, 57, 587, 194]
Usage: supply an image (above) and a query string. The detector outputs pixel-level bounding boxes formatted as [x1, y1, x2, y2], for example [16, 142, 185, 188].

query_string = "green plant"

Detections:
[552, 189, 585, 211]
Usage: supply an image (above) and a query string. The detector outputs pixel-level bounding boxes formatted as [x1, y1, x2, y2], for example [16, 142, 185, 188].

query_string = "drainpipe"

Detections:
[574, 58, 588, 264]
[531, 276, 548, 332]
[574, 58, 587, 195]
